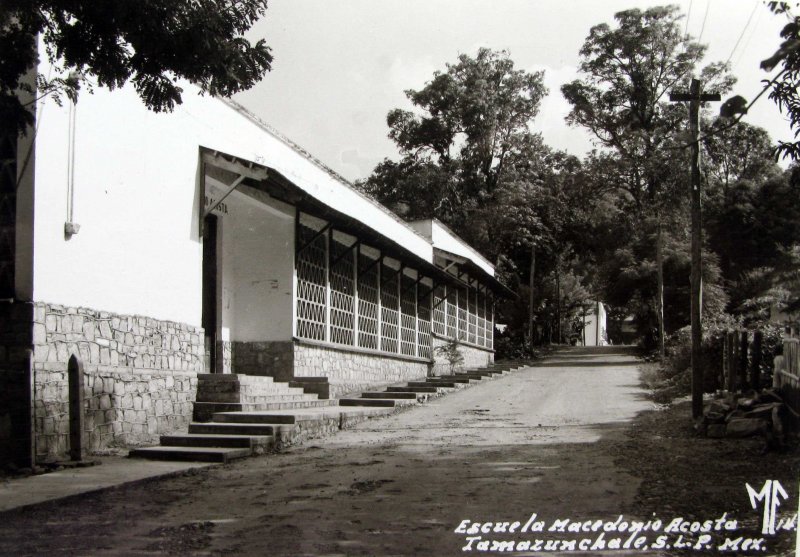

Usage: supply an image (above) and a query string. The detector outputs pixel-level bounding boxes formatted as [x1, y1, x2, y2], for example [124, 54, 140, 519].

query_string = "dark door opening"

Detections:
[68, 355, 84, 461]
[202, 214, 219, 373]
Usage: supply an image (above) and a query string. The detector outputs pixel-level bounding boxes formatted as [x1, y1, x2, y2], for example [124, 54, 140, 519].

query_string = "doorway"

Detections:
[202, 214, 219, 373]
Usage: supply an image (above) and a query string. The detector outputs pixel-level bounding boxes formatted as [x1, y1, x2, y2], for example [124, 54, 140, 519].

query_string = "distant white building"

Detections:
[0, 45, 510, 467]
[580, 302, 608, 346]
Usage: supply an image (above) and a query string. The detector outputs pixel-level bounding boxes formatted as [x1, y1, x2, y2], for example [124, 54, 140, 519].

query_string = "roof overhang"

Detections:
[202, 148, 470, 290]
[434, 248, 516, 298]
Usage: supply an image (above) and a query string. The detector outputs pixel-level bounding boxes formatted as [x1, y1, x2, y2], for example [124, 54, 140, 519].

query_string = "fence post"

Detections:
[751, 330, 762, 391]
[725, 331, 739, 392]
[739, 330, 749, 391]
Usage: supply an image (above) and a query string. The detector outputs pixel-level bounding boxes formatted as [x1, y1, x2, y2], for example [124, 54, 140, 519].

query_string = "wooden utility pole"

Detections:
[670, 78, 720, 419]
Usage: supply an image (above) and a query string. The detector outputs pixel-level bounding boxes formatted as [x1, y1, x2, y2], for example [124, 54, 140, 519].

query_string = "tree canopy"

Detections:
[1, 0, 273, 135]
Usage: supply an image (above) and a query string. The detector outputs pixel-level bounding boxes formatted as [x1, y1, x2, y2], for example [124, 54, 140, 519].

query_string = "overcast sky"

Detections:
[234, 0, 795, 182]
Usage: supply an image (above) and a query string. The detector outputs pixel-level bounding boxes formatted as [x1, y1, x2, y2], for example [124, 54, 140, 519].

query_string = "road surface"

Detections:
[0, 347, 657, 556]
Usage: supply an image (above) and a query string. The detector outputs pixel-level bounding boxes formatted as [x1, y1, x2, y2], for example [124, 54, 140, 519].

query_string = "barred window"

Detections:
[400, 272, 417, 356]
[357, 251, 379, 350]
[296, 222, 327, 341]
[380, 261, 399, 353]
[446, 285, 458, 338]
[432, 284, 446, 336]
[417, 280, 433, 359]
[329, 235, 355, 346]
[294, 213, 493, 358]
[467, 286, 477, 345]
[457, 287, 467, 341]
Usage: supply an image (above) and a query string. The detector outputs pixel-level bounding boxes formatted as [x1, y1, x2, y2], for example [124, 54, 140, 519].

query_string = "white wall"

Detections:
[410, 219, 494, 277]
[29, 47, 432, 327]
[218, 185, 295, 342]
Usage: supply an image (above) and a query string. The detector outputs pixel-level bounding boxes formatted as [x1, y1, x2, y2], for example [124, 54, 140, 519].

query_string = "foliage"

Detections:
[561, 5, 734, 346]
[762, 2, 800, 160]
[705, 167, 800, 320]
[1, 0, 273, 135]
[434, 338, 465, 373]
[660, 318, 786, 402]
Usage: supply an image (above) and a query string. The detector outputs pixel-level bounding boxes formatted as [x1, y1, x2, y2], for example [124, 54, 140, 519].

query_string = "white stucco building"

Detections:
[0, 52, 510, 467]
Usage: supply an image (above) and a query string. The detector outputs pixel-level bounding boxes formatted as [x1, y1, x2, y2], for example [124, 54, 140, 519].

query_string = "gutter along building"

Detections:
[0, 57, 511, 468]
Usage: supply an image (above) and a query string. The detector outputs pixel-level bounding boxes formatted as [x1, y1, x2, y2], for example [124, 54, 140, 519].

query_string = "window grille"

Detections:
[487, 293, 494, 349]
[446, 286, 458, 338]
[400, 273, 416, 356]
[457, 287, 467, 341]
[476, 289, 485, 347]
[357, 252, 379, 350]
[296, 223, 327, 341]
[467, 286, 477, 344]
[432, 285, 446, 336]
[329, 237, 355, 346]
[417, 282, 432, 359]
[380, 262, 399, 353]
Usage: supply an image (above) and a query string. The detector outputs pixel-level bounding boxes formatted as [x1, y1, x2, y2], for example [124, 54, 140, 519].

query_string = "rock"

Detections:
[705, 410, 726, 424]
[725, 418, 767, 438]
[743, 402, 782, 419]
[706, 400, 732, 414]
[707, 424, 726, 438]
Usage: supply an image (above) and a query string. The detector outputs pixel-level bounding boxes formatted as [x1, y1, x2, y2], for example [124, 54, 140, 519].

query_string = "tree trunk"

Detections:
[656, 218, 666, 360]
[555, 264, 562, 344]
[528, 244, 536, 350]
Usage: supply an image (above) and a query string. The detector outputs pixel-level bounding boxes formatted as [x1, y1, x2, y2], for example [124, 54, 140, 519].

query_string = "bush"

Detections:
[661, 315, 784, 398]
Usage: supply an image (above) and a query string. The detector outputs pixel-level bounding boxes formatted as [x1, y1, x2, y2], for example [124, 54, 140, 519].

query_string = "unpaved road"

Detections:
[0, 348, 690, 556]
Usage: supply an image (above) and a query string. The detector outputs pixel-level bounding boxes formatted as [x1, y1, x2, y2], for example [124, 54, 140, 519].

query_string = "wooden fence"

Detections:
[774, 338, 799, 416]
[721, 330, 764, 392]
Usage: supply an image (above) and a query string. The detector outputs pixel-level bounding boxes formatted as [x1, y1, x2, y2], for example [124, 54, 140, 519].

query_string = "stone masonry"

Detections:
[431, 335, 494, 376]
[293, 342, 429, 398]
[32, 302, 203, 461]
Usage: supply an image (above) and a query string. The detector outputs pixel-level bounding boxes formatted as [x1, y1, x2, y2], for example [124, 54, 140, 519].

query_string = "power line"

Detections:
[684, 0, 694, 39]
[726, 0, 759, 66]
[732, 3, 763, 69]
[697, 0, 711, 43]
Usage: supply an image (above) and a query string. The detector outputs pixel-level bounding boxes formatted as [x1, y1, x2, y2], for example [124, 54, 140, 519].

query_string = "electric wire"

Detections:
[697, 0, 711, 43]
[726, 0, 760, 66]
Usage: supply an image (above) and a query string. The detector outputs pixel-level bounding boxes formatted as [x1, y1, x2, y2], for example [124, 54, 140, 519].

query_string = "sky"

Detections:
[233, 0, 795, 183]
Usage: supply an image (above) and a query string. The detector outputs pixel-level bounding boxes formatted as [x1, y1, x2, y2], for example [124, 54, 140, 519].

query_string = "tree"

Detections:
[360, 48, 547, 218]
[1, 0, 273, 136]
[762, 2, 800, 160]
[561, 5, 733, 357]
[703, 120, 779, 197]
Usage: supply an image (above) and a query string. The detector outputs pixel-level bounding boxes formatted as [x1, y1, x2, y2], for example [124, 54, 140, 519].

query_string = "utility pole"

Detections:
[670, 78, 720, 419]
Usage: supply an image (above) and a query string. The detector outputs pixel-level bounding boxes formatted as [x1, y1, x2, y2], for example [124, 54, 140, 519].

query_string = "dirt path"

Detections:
[0, 349, 684, 556]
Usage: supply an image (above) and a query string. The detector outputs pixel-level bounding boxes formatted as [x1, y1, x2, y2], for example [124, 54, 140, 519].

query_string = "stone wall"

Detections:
[32, 302, 203, 461]
[431, 336, 493, 375]
[0, 301, 34, 468]
[293, 341, 429, 398]
[231, 341, 294, 381]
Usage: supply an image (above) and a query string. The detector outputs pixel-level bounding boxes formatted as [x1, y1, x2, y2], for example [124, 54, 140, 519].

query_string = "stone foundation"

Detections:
[231, 340, 294, 380]
[32, 302, 203, 461]
[431, 336, 493, 375]
[293, 341, 429, 398]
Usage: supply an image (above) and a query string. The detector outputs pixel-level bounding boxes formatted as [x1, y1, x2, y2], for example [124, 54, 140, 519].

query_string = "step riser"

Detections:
[189, 423, 281, 436]
[362, 393, 418, 399]
[386, 387, 438, 393]
[129, 448, 251, 463]
[212, 413, 296, 424]
[160, 435, 255, 448]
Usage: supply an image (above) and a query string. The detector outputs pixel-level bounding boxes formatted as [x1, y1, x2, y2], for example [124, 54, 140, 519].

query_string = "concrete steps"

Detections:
[129, 361, 530, 462]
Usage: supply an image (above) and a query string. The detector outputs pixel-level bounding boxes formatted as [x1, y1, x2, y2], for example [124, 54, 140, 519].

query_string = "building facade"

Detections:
[0, 54, 508, 468]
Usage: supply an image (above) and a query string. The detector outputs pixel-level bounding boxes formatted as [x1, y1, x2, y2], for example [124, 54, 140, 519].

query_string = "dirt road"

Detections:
[0, 348, 674, 556]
